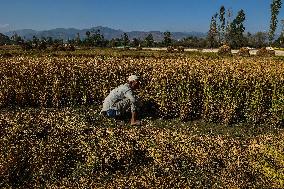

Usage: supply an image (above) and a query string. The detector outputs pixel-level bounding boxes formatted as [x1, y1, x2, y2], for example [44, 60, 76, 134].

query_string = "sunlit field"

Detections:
[0, 48, 283, 188]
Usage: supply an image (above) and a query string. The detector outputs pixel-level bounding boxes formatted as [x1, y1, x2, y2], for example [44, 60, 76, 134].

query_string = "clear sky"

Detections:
[0, 0, 284, 33]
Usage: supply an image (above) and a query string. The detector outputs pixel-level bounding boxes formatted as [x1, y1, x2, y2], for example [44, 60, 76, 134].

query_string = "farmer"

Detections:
[101, 75, 141, 126]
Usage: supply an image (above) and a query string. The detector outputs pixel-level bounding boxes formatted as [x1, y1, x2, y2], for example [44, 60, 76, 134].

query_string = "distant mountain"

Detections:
[4, 26, 206, 41]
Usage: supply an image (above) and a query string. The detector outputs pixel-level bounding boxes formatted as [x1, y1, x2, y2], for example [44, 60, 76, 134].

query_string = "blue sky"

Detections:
[0, 0, 284, 33]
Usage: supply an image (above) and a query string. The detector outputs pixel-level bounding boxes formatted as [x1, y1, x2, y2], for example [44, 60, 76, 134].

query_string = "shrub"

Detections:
[136, 46, 142, 51]
[177, 46, 185, 53]
[167, 46, 175, 53]
[218, 45, 232, 55]
[123, 46, 130, 51]
[256, 47, 275, 56]
[65, 44, 76, 51]
[238, 47, 250, 57]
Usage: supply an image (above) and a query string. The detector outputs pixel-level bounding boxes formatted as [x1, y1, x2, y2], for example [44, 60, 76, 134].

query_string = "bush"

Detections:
[51, 44, 76, 51]
[177, 46, 185, 53]
[238, 47, 250, 57]
[218, 45, 232, 55]
[136, 46, 142, 51]
[65, 44, 76, 51]
[256, 47, 275, 56]
[123, 46, 130, 51]
[167, 46, 175, 53]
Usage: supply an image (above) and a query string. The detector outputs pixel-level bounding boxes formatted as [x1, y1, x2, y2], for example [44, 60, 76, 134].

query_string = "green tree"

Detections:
[273, 34, 284, 47]
[122, 33, 130, 46]
[11, 32, 23, 45]
[84, 31, 93, 47]
[218, 6, 226, 44]
[163, 31, 172, 46]
[132, 38, 140, 47]
[269, 0, 282, 43]
[93, 30, 105, 47]
[86, 31, 91, 38]
[75, 33, 81, 46]
[207, 13, 219, 48]
[224, 8, 233, 44]
[227, 9, 246, 48]
[38, 38, 47, 50]
[0, 33, 11, 45]
[144, 33, 154, 47]
[247, 32, 268, 48]
[47, 37, 53, 46]
[109, 38, 120, 47]
[32, 36, 40, 48]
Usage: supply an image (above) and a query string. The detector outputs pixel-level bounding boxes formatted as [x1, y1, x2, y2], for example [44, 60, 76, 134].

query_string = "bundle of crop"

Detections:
[0, 55, 283, 124]
[0, 108, 283, 188]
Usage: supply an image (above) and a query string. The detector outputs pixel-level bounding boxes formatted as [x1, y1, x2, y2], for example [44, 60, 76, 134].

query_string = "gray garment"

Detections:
[101, 83, 136, 115]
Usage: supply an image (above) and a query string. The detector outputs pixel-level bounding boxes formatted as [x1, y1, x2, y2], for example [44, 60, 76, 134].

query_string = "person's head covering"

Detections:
[128, 75, 139, 82]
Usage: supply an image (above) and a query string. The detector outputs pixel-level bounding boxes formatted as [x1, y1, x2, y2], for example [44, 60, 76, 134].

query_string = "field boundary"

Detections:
[141, 47, 284, 56]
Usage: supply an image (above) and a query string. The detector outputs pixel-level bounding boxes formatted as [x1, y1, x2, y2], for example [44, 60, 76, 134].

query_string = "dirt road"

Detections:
[142, 47, 284, 56]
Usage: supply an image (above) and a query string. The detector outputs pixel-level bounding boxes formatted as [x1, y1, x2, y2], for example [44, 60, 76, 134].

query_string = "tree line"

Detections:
[0, 1, 283, 50]
[206, 0, 283, 48]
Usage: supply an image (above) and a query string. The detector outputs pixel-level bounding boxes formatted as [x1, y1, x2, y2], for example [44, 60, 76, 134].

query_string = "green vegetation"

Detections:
[269, 0, 282, 43]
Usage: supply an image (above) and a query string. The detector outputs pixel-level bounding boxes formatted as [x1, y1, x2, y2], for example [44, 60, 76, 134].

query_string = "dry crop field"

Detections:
[0, 50, 283, 188]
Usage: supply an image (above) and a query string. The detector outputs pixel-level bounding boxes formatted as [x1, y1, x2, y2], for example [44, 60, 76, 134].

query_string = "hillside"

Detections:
[4, 26, 206, 41]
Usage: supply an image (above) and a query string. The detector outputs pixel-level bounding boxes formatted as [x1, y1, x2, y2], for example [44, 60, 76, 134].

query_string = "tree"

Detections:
[93, 29, 105, 47]
[86, 31, 91, 38]
[281, 19, 284, 34]
[32, 36, 40, 48]
[207, 13, 219, 48]
[75, 33, 81, 46]
[163, 31, 172, 46]
[109, 38, 122, 47]
[11, 32, 23, 45]
[131, 38, 140, 47]
[122, 33, 130, 46]
[38, 38, 47, 50]
[47, 37, 53, 46]
[177, 36, 206, 48]
[84, 31, 93, 47]
[144, 33, 154, 47]
[218, 6, 226, 44]
[273, 34, 284, 47]
[0, 33, 11, 45]
[227, 9, 246, 48]
[269, 0, 282, 44]
[247, 32, 268, 48]
[279, 19, 284, 47]
[224, 7, 233, 44]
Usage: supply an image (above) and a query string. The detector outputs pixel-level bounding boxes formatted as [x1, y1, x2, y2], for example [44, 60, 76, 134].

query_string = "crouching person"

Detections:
[101, 75, 141, 126]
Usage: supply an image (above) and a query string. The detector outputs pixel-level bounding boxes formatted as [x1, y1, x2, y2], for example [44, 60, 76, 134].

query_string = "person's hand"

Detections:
[131, 120, 142, 126]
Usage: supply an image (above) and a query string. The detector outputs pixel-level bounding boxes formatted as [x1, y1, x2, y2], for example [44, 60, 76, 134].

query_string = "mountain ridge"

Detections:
[4, 26, 206, 41]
